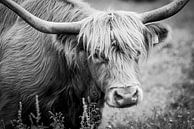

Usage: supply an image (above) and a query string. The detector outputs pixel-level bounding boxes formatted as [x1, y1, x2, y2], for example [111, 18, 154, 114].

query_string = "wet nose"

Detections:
[110, 86, 141, 108]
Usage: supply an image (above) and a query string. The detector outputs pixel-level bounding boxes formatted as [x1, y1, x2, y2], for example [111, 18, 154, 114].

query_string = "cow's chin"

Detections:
[105, 87, 143, 108]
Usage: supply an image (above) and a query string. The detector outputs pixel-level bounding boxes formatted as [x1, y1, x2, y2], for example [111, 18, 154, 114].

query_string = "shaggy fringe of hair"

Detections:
[79, 11, 152, 65]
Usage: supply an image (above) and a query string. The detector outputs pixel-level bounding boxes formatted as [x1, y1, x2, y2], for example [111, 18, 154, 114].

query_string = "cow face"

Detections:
[87, 49, 142, 108]
[79, 12, 169, 108]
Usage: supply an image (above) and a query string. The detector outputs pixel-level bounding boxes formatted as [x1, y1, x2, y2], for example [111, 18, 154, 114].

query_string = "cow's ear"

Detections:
[145, 23, 170, 46]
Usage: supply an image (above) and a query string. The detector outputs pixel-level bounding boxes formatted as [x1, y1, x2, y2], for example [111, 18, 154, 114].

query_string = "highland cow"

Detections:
[0, 0, 189, 128]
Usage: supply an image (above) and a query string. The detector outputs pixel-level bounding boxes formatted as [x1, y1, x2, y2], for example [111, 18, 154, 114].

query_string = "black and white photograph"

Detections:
[0, 0, 193, 129]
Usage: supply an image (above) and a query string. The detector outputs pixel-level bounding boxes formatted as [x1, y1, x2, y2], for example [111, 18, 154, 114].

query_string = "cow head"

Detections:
[77, 11, 170, 107]
[0, 0, 189, 108]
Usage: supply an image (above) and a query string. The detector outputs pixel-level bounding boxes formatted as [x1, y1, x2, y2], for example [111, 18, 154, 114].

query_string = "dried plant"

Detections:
[80, 98, 101, 129]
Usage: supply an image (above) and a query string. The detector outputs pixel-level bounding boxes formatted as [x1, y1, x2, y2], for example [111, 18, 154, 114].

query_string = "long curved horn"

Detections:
[140, 0, 190, 23]
[0, 0, 83, 34]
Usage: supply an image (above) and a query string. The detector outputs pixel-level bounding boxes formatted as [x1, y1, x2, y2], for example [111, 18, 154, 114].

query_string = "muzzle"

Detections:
[106, 85, 143, 108]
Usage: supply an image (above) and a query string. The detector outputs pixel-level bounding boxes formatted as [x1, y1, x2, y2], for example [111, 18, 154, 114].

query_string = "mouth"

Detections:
[106, 100, 137, 108]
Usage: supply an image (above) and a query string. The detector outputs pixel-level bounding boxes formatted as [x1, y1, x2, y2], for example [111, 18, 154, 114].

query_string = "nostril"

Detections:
[114, 91, 123, 101]
[132, 89, 138, 97]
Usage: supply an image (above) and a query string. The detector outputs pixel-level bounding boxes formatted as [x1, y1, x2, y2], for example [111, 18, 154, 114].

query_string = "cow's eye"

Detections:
[136, 50, 141, 58]
[93, 53, 109, 63]
[93, 53, 99, 59]
[135, 50, 141, 63]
